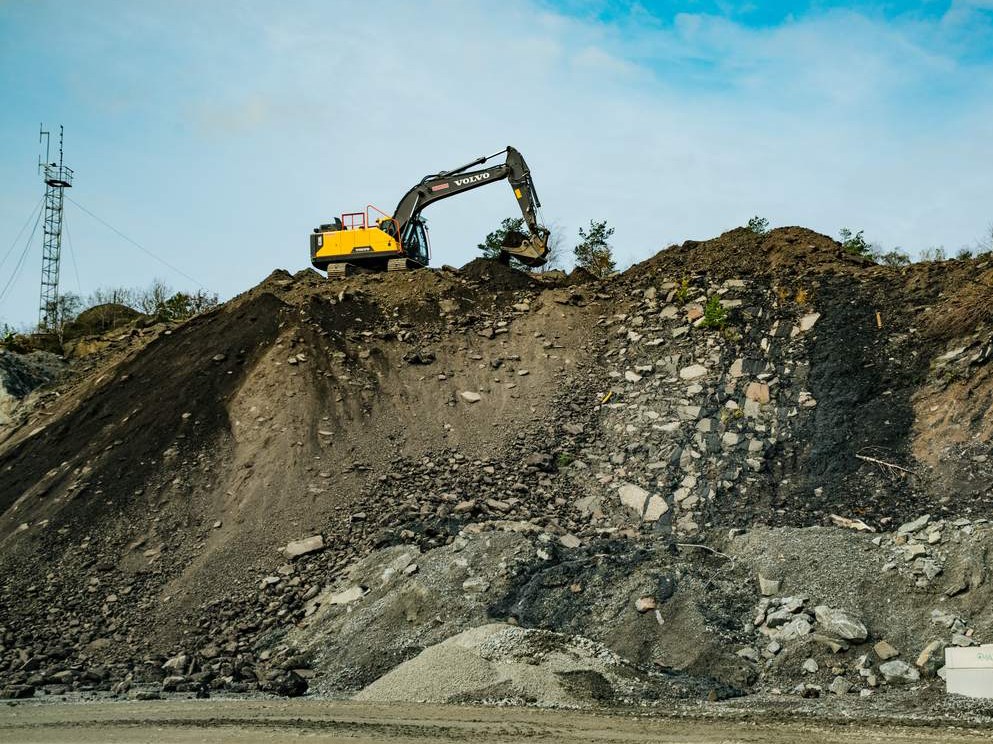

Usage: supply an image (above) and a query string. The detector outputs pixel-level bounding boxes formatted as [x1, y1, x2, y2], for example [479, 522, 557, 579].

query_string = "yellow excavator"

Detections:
[310, 146, 550, 277]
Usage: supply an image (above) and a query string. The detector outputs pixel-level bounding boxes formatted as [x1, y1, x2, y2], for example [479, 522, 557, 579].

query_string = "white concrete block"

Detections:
[945, 645, 993, 699]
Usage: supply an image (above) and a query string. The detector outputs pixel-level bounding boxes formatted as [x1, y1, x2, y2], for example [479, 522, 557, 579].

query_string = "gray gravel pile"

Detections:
[355, 623, 697, 707]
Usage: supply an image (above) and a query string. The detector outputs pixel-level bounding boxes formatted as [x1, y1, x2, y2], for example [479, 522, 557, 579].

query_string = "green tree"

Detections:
[838, 228, 876, 258]
[747, 216, 769, 235]
[877, 249, 911, 267]
[158, 289, 219, 321]
[574, 220, 616, 279]
[700, 295, 728, 329]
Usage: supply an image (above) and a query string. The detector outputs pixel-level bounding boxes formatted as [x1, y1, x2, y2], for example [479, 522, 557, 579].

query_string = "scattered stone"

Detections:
[814, 605, 868, 642]
[329, 585, 367, 605]
[799, 313, 820, 332]
[635, 596, 657, 613]
[642, 495, 669, 522]
[802, 658, 819, 674]
[951, 633, 978, 647]
[461, 577, 490, 594]
[460, 391, 482, 403]
[0, 684, 35, 699]
[618, 483, 650, 515]
[162, 653, 189, 672]
[758, 575, 781, 597]
[737, 647, 760, 662]
[679, 364, 707, 381]
[777, 616, 813, 640]
[873, 640, 899, 660]
[879, 659, 920, 683]
[829, 676, 852, 695]
[744, 381, 770, 404]
[916, 640, 947, 677]
[898, 515, 930, 534]
[283, 535, 325, 559]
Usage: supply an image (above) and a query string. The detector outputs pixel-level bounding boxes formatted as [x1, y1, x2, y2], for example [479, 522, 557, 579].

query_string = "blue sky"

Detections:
[2, 1, 992, 327]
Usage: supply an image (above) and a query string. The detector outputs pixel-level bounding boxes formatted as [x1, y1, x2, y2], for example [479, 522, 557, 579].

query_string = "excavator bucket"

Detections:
[500, 228, 549, 268]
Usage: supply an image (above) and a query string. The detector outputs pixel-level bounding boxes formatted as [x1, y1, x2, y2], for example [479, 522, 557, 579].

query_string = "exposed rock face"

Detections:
[0, 350, 65, 425]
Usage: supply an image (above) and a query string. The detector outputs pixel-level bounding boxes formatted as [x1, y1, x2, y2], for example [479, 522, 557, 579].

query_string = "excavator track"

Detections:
[388, 258, 420, 272]
[326, 258, 423, 279]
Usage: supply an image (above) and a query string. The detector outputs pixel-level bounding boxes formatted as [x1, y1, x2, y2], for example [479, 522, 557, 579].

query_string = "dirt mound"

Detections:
[459, 257, 538, 290]
[67, 303, 143, 337]
[0, 229, 991, 708]
[633, 227, 871, 282]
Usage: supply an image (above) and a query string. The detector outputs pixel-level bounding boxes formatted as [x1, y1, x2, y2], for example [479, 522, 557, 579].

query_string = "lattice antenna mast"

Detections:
[38, 124, 73, 331]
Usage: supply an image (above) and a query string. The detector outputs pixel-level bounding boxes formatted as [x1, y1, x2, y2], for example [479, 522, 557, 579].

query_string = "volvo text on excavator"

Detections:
[310, 146, 550, 277]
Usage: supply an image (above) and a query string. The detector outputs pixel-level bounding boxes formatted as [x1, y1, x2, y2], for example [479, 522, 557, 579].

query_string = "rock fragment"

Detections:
[283, 535, 325, 559]
[879, 660, 920, 683]
[814, 605, 868, 642]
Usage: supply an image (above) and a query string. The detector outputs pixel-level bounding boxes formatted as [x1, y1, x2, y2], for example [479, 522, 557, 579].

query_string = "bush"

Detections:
[574, 220, 616, 279]
[747, 216, 769, 235]
[919, 247, 947, 262]
[877, 250, 911, 267]
[700, 295, 727, 329]
[838, 228, 875, 258]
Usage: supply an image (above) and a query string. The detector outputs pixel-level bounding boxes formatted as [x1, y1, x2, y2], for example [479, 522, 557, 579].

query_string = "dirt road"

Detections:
[1, 699, 990, 744]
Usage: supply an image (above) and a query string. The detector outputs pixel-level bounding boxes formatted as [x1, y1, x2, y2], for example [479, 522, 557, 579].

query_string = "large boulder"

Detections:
[814, 605, 868, 642]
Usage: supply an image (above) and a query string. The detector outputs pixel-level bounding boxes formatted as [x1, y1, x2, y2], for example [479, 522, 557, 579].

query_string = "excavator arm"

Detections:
[390, 146, 550, 267]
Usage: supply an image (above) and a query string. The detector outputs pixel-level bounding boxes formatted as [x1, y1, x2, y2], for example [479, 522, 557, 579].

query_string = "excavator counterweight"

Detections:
[311, 146, 550, 275]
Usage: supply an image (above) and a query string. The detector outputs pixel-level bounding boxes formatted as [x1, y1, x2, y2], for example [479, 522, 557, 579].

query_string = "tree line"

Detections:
[2, 280, 218, 342]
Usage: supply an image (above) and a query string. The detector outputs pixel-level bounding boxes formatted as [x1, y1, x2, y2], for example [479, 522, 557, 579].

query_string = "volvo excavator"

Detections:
[310, 146, 550, 277]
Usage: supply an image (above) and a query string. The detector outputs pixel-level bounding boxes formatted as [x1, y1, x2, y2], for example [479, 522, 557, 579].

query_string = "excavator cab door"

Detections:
[402, 218, 431, 267]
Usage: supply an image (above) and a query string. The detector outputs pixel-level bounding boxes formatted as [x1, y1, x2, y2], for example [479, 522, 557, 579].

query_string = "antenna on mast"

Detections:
[37, 124, 73, 332]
